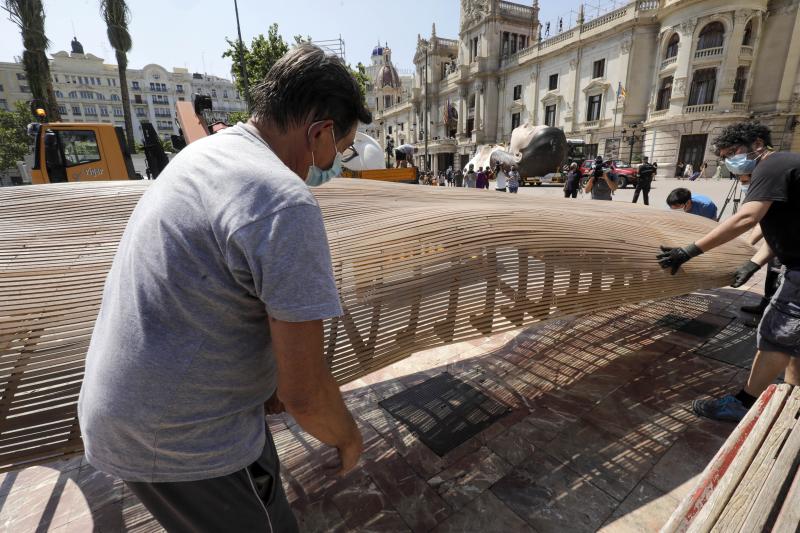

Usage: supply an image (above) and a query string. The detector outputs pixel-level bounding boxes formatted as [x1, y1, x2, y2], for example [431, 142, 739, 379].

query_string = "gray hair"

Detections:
[251, 43, 372, 138]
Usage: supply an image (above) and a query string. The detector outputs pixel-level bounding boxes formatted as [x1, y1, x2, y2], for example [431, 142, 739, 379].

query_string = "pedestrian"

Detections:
[394, 143, 418, 168]
[495, 164, 508, 192]
[666, 187, 718, 219]
[700, 161, 712, 179]
[438, 171, 446, 187]
[563, 162, 581, 198]
[465, 164, 477, 188]
[683, 162, 694, 180]
[632, 156, 656, 205]
[657, 121, 800, 423]
[77, 44, 367, 533]
[584, 155, 617, 200]
[712, 161, 731, 181]
[476, 166, 489, 189]
[454, 168, 464, 187]
[446, 165, 453, 186]
[675, 161, 685, 179]
[507, 165, 520, 193]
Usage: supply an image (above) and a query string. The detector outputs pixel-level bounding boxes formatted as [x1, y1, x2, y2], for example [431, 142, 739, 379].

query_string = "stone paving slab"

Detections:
[0, 273, 769, 532]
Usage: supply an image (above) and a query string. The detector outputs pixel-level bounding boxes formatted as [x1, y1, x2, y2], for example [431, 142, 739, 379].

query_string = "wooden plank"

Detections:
[661, 384, 785, 533]
[711, 387, 800, 532]
[741, 395, 800, 532]
[0, 180, 755, 472]
[684, 384, 789, 533]
[772, 463, 800, 533]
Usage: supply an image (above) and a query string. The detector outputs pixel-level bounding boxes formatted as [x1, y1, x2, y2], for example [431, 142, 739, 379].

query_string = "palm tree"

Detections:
[100, 0, 136, 153]
[4, 0, 61, 120]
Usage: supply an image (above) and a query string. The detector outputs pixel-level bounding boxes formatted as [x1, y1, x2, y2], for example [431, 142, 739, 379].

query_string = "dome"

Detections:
[378, 63, 401, 89]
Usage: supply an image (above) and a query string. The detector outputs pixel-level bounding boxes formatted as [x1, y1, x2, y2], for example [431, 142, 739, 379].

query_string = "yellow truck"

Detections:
[28, 122, 138, 184]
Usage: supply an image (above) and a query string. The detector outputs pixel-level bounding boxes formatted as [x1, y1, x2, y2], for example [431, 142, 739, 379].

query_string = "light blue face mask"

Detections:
[306, 125, 342, 187]
[724, 151, 760, 176]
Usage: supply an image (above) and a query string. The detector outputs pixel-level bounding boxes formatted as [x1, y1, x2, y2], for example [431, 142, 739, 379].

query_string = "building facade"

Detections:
[368, 0, 800, 177]
[0, 38, 246, 144]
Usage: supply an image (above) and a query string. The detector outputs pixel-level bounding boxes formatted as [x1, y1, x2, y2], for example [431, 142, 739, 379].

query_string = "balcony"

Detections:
[650, 108, 668, 119]
[732, 102, 748, 112]
[469, 57, 490, 75]
[694, 46, 723, 60]
[584, 120, 600, 129]
[660, 56, 677, 70]
[498, 0, 533, 19]
[740, 45, 754, 58]
[685, 103, 714, 114]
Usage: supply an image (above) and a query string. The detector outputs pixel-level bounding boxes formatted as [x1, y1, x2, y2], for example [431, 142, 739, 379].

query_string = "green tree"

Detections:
[4, 0, 61, 120]
[223, 23, 290, 101]
[0, 101, 32, 178]
[227, 111, 249, 124]
[100, 0, 136, 154]
[224, 25, 368, 112]
[350, 62, 369, 102]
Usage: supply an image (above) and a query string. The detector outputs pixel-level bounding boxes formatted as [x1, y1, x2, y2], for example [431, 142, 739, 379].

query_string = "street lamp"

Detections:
[620, 123, 646, 164]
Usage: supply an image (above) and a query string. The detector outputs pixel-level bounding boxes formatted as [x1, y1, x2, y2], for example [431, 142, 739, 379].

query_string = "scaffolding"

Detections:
[313, 36, 346, 61]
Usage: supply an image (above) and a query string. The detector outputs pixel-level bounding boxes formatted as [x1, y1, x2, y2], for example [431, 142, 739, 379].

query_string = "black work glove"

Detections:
[731, 260, 761, 288]
[657, 243, 703, 275]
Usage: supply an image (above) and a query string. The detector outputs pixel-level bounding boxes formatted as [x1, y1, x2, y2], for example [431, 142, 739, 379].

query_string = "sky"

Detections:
[0, 0, 596, 79]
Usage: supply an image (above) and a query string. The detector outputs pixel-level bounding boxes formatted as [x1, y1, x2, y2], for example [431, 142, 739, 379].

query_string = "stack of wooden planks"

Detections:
[0, 179, 754, 472]
[662, 383, 800, 532]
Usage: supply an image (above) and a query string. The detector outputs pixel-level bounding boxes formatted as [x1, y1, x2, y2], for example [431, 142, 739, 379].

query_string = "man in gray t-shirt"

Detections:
[78, 44, 372, 532]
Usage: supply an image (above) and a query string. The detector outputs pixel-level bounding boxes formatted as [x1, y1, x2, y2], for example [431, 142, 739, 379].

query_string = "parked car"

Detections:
[579, 159, 638, 188]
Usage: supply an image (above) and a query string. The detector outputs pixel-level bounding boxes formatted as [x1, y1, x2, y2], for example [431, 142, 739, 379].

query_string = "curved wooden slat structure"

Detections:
[0, 180, 753, 472]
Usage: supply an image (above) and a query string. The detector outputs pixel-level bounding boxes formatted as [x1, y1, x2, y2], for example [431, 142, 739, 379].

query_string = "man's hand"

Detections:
[731, 260, 761, 288]
[657, 243, 704, 274]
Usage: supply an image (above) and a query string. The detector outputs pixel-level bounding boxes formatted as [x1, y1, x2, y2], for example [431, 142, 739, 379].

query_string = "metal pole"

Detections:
[424, 47, 429, 173]
[233, 0, 251, 110]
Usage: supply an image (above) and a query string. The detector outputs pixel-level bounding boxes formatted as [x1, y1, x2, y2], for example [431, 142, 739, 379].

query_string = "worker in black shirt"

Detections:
[632, 156, 656, 205]
[656, 122, 800, 422]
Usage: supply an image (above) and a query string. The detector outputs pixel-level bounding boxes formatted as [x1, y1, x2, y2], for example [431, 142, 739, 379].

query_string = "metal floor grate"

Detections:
[378, 372, 509, 456]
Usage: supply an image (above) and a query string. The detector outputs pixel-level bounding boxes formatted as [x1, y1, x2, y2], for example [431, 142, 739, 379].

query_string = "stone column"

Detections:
[668, 21, 696, 115]
[458, 86, 467, 139]
[717, 12, 748, 111]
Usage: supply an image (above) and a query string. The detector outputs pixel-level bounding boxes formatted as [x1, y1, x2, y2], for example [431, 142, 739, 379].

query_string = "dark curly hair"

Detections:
[712, 122, 772, 155]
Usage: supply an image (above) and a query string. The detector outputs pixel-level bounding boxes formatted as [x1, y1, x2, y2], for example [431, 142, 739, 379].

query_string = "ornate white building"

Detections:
[367, 0, 800, 177]
[0, 37, 246, 144]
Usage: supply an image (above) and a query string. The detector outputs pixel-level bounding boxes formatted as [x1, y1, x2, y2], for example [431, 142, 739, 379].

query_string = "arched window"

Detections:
[698, 22, 725, 50]
[742, 20, 753, 46]
[55, 90, 63, 98]
[68, 91, 77, 99]
[665, 34, 680, 59]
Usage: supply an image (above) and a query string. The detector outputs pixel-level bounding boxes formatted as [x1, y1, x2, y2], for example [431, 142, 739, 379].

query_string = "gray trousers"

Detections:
[126, 430, 298, 533]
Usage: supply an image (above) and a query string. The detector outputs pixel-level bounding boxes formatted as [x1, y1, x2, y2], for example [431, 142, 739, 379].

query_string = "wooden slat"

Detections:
[712, 387, 800, 531]
[0, 180, 755, 473]
[772, 464, 800, 532]
[685, 385, 789, 533]
[661, 384, 786, 533]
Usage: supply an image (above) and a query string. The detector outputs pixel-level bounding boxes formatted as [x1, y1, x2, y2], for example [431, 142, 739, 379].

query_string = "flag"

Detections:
[443, 98, 451, 124]
[617, 82, 627, 100]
